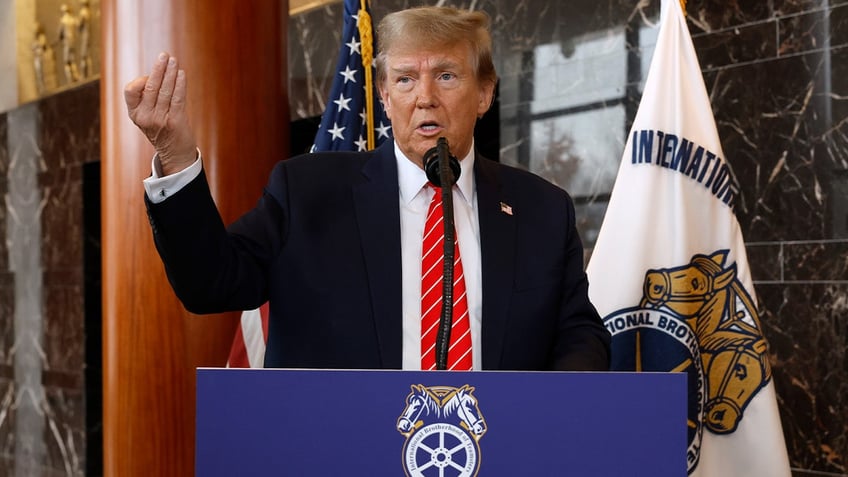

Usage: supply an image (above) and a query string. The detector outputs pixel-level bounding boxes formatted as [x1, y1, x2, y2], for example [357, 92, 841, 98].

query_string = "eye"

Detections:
[438, 72, 455, 81]
[395, 76, 414, 92]
[691, 278, 699, 289]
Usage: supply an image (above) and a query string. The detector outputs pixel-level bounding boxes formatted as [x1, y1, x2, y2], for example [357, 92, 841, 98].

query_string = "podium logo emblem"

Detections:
[602, 250, 772, 474]
[397, 384, 487, 477]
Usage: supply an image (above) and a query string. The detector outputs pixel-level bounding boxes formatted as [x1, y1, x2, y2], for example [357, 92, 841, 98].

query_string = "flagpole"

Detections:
[359, 0, 377, 149]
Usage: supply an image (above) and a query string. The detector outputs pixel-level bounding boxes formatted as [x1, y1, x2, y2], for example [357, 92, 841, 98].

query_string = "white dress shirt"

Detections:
[394, 142, 482, 371]
[143, 151, 202, 204]
[143, 142, 484, 370]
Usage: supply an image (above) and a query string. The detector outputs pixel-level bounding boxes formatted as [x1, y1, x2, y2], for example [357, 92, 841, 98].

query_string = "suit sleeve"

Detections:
[144, 165, 287, 314]
[551, 196, 611, 371]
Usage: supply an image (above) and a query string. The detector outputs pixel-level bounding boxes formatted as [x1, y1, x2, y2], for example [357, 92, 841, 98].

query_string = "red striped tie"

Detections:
[420, 185, 472, 371]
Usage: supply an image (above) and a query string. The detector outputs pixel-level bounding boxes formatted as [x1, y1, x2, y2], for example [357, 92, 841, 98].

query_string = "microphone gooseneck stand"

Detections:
[423, 137, 460, 371]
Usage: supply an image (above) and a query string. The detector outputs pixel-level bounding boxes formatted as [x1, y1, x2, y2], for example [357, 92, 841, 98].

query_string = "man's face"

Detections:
[379, 41, 495, 168]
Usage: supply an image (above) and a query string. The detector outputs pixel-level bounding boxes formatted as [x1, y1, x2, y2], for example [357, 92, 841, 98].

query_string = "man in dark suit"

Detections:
[125, 6, 610, 371]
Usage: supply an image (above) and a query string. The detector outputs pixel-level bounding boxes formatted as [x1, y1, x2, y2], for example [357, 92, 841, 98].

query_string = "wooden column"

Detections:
[100, 1, 287, 475]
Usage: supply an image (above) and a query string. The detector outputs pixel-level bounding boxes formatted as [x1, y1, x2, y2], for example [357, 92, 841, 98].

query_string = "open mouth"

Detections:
[418, 122, 441, 134]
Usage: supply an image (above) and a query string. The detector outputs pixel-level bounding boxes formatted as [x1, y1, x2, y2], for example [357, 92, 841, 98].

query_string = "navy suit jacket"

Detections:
[146, 141, 610, 371]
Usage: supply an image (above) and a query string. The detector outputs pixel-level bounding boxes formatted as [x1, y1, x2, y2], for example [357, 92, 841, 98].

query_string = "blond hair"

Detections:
[375, 6, 497, 87]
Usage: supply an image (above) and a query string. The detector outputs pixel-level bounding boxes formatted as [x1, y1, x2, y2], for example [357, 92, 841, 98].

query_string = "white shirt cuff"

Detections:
[143, 149, 203, 204]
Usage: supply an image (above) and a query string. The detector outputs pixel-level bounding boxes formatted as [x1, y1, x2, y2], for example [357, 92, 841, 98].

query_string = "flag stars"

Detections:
[355, 135, 368, 151]
[339, 65, 357, 84]
[346, 37, 361, 56]
[328, 122, 346, 141]
[311, 5, 391, 152]
[334, 93, 352, 112]
[376, 121, 392, 139]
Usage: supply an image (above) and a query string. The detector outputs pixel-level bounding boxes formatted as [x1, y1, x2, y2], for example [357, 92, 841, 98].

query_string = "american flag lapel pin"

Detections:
[499, 202, 513, 216]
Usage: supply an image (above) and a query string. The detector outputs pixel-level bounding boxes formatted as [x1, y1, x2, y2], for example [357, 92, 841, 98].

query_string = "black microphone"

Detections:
[423, 137, 460, 371]
[423, 138, 460, 187]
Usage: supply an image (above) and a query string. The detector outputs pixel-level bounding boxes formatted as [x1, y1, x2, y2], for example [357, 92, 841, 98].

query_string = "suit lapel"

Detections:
[474, 156, 516, 369]
[352, 143, 403, 368]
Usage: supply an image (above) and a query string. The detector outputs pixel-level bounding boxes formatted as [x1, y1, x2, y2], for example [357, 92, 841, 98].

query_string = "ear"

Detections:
[708, 250, 727, 267]
[713, 264, 736, 290]
[477, 79, 496, 117]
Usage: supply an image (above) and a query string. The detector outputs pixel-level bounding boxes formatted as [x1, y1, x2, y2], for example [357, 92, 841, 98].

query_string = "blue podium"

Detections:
[196, 369, 686, 476]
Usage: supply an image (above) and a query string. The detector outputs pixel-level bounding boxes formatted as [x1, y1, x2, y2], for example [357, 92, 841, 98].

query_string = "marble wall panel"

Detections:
[37, 82, 97, 477]
[782, 241, 848, 280]
[37, 81, 100, 172]
[0, 111, 13, 470]
[758, 283, 848, 475]
[692, 21, 777, 68]
[778, 5, 848, 56]
[42, 274, 84, 373]
[4, 101, 50, 476]
[702, 49, 845, 241]
[0, 281, 13, 366]
[39, 172, 84, 272]
[0, 80, 97, 475]
[0, 377, 14, 461]
[691, 0, 845, 29]
[689, 4, 848, 242]
[746, 243, 784, 284]
[288, 5, 345, 119]
[0, 110, 11, 370]
[0, 107, 7, 176]
[42, 387, 85, 475]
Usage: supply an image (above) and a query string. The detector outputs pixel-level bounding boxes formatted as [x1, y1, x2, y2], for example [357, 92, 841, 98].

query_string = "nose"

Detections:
[415, 77, 438, 108]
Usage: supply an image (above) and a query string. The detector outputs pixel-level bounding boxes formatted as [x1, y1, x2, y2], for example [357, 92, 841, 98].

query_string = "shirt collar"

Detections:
[395, 140, 476, 206]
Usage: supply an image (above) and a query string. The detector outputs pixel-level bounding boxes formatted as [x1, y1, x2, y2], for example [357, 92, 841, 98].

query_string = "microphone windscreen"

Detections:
[423, 141, 461, 187]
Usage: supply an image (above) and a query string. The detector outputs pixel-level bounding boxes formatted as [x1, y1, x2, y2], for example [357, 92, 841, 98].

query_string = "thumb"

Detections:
[123, 76, 148, 112]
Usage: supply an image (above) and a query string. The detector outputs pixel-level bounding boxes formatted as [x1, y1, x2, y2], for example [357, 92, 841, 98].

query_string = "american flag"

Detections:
[312, 0, 392, 152]
[227, 0, 391, 368]
[226, 303, 269, 368]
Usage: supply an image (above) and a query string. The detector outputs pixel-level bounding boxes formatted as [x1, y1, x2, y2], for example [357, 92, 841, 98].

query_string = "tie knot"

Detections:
[426, 183, 443, 206]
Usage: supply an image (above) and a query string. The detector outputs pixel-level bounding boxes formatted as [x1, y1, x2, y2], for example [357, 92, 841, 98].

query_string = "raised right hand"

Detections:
[124, 52, 198, 176]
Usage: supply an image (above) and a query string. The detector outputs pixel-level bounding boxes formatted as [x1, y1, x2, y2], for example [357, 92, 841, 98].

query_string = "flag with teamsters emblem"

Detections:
[586, 0, 791, 475]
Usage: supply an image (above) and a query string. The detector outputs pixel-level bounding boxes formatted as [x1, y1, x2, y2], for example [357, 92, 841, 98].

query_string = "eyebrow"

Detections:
[389, 58, 462, 76]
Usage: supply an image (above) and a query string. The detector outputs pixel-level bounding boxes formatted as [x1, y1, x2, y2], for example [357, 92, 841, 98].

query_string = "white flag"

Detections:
[586, 0, 791, 475]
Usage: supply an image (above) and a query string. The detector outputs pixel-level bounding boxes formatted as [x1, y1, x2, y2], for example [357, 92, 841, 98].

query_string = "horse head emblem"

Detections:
[639, 250, 771, 434]
[641, 250, 736, 319]
[397, 385, 487, 439]
[443, 385, 487, 437]
[397, 384, 439, 434]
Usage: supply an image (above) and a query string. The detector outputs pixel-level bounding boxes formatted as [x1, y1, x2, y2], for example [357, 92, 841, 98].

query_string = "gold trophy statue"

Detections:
[78, 0, 93, 78]
[31, 21, 58, 94]
[58, 3, 81, 84]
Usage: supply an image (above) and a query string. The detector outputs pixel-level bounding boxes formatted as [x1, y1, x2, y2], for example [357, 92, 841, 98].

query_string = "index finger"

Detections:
[140, 52, 170, 111]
